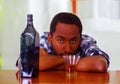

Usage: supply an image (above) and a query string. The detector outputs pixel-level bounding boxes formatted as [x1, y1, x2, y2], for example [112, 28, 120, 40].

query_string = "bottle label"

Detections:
[21, 33, 35, 77]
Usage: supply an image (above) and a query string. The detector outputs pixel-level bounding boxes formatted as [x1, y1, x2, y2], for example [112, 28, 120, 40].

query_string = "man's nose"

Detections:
[64, 43, 71, 54]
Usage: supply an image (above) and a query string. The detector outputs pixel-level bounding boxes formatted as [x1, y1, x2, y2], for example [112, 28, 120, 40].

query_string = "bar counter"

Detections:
[0, 70, 120, 84]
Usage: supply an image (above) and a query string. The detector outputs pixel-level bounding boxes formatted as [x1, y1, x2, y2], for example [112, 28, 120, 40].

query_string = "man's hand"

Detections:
[17, 59, 21, 71]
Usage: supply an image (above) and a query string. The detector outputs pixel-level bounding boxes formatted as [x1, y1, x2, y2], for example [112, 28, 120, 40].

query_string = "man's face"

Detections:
[48, 22, 81, 55]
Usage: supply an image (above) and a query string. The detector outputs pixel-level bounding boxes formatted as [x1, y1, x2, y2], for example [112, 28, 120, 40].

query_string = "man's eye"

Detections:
[71, 40, 76, 43]
[58, 39, 64, 43]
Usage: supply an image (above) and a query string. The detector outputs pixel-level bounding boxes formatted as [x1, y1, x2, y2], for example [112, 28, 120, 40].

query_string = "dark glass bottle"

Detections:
[20, 14, 39, 77]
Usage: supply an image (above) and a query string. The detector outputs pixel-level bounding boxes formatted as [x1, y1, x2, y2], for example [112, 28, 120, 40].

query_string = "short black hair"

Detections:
[50, 12, 82, 36]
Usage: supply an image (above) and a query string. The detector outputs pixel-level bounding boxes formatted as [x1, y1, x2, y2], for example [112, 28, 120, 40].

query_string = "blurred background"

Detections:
[0, 0, 120, 70]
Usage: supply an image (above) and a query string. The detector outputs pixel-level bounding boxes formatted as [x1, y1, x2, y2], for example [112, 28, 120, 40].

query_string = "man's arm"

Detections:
[39, 48, 65, 71]
[76, 35, 109, 72]
[77, 55, 108, 72]
[39, 48, 108, 72]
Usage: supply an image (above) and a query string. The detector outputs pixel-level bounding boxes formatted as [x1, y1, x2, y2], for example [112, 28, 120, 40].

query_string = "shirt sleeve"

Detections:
[40, 32, 53, 54]
[81, 34, 110, 66]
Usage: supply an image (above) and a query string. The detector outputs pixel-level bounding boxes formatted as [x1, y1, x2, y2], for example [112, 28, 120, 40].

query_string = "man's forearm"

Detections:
[51, 63, 65, 70]
[77, 55, 108, 72]
[39, 55, 64, 71]
[39, 48, 65, 71]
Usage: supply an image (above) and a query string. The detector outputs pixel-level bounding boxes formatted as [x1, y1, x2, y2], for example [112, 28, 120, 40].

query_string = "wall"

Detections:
[1, 0, 28, 69]
[0, 0, 120, 70]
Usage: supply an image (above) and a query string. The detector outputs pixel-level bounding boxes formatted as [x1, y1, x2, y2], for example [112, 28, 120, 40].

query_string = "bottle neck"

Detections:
[25, 19, 36, 33]
[27, 19, 33, 24]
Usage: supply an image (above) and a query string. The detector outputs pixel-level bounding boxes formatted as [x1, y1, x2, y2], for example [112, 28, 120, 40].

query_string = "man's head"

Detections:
[48, 12, 82, 55]
[50, 12, 82, 36]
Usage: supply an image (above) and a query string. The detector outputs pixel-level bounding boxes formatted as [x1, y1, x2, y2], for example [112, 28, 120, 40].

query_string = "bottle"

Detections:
[20, 14, 39, 77]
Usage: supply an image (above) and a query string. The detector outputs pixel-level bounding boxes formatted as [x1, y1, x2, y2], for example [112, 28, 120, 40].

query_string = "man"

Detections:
[39, 12, 109, 72]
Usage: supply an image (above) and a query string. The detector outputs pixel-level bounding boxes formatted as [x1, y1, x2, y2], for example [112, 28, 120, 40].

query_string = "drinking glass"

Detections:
[63, 55, 80, 77]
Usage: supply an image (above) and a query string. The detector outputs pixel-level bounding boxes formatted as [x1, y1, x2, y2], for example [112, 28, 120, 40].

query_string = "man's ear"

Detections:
[48, 33, 52, 44]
